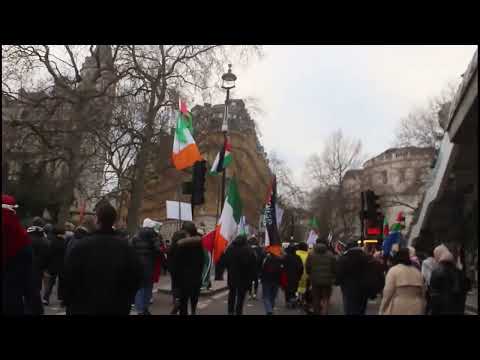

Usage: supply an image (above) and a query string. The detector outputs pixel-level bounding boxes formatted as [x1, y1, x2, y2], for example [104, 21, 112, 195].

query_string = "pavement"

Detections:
[153, 274, 228, 297]
[465, 288, 478, 315]
[41, 274, 476, 316]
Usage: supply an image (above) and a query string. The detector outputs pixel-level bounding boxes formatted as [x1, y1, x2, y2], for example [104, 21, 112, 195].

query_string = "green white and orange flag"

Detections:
[172, 109, 202, 170]
[213, 177, 243, 264]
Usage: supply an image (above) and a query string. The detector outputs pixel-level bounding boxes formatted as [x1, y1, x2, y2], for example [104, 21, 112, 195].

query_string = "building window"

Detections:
[382, 170, 388, 184]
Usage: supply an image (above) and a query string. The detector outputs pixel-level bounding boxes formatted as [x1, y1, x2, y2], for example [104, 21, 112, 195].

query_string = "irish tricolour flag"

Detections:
[209, 136, 232, 175]
[213, 177, 242, 264]
[172, 111, 202, 170]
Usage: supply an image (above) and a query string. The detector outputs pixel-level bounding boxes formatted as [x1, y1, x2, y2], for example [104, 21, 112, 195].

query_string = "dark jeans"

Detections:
[262, 281, 279, 314]
[228, 286, 248, 315]
[24, 271, 44, 315]
[342, 288, 368, 315]
[250, 276, 259, 296]
[284, 285, 297, 304]
[179, 287, 200, 315]
[44, 272, 65, 302]
[311, 285, 332, 315]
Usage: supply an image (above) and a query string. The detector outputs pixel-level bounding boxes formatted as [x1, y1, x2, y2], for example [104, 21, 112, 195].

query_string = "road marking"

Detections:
[212, 290, 229, 300]
[197, 300, 212, 310]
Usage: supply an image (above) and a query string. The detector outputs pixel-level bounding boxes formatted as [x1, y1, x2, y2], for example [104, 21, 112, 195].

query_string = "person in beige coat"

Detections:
[379, 247, 425, 315]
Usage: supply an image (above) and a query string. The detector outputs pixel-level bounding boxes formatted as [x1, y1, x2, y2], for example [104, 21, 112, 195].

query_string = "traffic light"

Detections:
[191, 160, 207, 205]
[364, 190, 382, 238]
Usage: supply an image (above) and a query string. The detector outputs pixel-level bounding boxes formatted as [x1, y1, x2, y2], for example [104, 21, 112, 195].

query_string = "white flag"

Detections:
[306, 230, 318, 246]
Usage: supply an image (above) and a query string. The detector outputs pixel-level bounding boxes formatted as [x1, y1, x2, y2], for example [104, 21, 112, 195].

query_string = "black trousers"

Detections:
[178, 287, 200, 315]
[342, 289, 368, 315]
[24, 271, 44, 315]
[228, 286, 248, 315]
[249, 277, 259, 296]
[44, 272, 65, 302]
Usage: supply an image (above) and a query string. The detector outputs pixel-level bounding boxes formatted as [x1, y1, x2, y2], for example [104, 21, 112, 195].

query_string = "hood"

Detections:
[2, 194, 31, 265]
[314, 242, 327, 254]
[434, 244, 455, 263]
[27, 226, 45, 234]
[177, 235, 201, 247]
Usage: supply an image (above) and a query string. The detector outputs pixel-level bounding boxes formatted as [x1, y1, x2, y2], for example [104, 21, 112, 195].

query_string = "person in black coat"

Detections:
[283, 244, 304, 308]
[25, 217, 49, 315]
[217, 235, 257, 315]
[168, 222, 204, 315]
[335, 241, 371, 315]
[430, 244, 471, 315]
[63, 204, 143, 315]
[261, 247, 285, 315]
[43, 225, 66, 306]
[130, 218, 163, 315]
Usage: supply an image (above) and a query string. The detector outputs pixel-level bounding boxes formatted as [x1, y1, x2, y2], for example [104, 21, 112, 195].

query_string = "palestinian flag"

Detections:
[209, 136, 232, 175]
[383, 217, 389, 237]
[264, 176, 281, 247]
[179, 99, 194, 135]
[213, 177, 243, 264]
[172, 111, 202, 170]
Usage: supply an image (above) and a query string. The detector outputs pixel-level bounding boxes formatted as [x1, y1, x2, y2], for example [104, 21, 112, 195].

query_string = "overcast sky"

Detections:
[226, 45, 477, 185]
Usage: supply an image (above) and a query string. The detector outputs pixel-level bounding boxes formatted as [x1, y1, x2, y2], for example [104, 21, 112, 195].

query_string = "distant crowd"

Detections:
[2, 194, 472, 316]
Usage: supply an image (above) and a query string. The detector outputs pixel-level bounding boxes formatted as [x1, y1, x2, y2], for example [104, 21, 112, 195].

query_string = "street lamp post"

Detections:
[220, 64, 237, 209]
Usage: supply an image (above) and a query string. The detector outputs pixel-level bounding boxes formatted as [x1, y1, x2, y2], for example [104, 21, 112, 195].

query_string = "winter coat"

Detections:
[64, 227, 90, 261]
[218, 237, 257, 289]
[63, 229, 143, 315]
[2, 195, 33, 315]
[250, 245, 265, 275]
[336, 247, 371, 299]
[27, 226, 50, 275]
[168, 232, 204, 291]
[296, 250, 309, 294]
[131, 227, 163, 287]
[379, 264, 425, 315]
[430, 261, 470, 315]
[305, 243, 336, 287]
[283, 251, 304, 291]
[47, 233, 65, 275]
[260, 253, 284, 285]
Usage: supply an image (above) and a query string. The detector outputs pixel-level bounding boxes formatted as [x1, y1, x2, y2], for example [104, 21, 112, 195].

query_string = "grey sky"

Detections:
[229, 45, 477, 185]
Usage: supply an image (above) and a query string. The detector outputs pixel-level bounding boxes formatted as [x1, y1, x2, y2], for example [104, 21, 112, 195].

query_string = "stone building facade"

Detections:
[2, 46, 115, 221]
[342, 146, 435, 235]
[117, 99, 271, 234]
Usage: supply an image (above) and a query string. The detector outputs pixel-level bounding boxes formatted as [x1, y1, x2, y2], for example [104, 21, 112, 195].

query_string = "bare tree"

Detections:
[121, 45, 261, 233]
[305, 129, 365, 238]
[268, 151, 306, 208]
[394, 82, 458, 149]
[2, 45, 131, 225]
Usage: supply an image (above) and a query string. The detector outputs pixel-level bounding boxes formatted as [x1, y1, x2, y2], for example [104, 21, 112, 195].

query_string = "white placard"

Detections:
[166, 201, 192, 221]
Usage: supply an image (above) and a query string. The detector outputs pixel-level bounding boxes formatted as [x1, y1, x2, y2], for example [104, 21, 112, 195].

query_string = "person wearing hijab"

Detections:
[430, 244, 470, 315]
[379, 247, 425, 315]
[2, 194, 33, 315]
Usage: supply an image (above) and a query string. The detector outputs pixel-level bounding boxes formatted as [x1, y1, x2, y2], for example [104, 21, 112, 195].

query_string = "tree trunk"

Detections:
[56, 102, 85, 227]
[126, 124, 153, 234]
